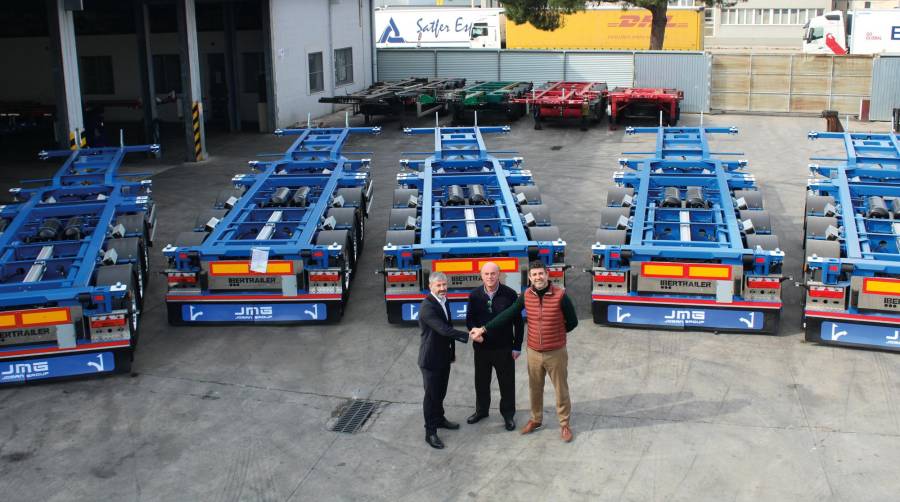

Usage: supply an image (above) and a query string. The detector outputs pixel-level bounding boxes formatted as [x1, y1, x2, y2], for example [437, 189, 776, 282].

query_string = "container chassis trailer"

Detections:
[416, 81, 532, 126]
[163, 126, 379, 325]
[0, 143, 159, 384]
[607, 88, 684, 130]
[511, 81, 608, 131]
[319, 78, 465, 126]
[383, 125, 567, 324]
[802, 131, 900, 350]
[591, 126, 785, 334]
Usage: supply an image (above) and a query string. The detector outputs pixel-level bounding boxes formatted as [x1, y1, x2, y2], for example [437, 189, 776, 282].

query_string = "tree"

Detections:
[503, 1, 735, 50]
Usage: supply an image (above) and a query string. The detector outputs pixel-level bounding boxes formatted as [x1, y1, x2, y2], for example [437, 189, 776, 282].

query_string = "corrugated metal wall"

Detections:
[565, 52, 633, 89]
[436, 50, 499, 81]
[871, 56, 900, 122]
[376, 49, 709, 114]
[635, 52, 709, 113]
[500, 51, 565, 84]
[377, 50, 436, 80]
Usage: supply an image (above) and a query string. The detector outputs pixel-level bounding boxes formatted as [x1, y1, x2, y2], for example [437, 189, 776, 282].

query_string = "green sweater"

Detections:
[485, 286, 578, 334]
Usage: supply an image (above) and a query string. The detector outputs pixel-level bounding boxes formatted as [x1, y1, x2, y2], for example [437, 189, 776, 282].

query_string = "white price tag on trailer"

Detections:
[250, 247, 270, 274]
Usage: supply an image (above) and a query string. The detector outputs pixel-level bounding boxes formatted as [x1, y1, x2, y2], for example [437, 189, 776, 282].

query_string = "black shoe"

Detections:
[426, 433, 444, 449]
[504, 417, 516, 431]
[466, 412, 489, 425]
[437, 419, 460, 430]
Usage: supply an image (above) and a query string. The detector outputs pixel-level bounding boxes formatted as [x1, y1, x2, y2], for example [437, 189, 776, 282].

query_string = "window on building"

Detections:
[720, 7, 821, 26]
[152, 54, 182, 94]
[79, 56, 114, 95]
[334, 47, 353, 86]
[242, 52, 264, 93]
[704, 8, 714, 37]
[308, 52, 324, 94]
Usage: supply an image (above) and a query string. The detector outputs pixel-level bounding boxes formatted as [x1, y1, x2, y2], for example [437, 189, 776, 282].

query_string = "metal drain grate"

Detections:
[332, 400, 377, 434]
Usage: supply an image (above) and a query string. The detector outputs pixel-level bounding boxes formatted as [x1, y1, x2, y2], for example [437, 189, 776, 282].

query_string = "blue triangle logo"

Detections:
[378, 18, 405, 44]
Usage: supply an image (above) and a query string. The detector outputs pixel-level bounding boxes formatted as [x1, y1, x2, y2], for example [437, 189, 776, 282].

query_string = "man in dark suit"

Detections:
[465, 262, 524, 431]
[418, 271, 476, 449]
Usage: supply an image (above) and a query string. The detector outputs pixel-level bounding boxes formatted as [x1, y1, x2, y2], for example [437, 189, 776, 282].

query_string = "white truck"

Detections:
[803, 10, 900, 55]
[374, 7, 503, 49]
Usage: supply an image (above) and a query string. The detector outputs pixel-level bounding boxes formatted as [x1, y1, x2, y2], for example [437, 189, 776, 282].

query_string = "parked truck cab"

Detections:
[803, 11, 847, 54]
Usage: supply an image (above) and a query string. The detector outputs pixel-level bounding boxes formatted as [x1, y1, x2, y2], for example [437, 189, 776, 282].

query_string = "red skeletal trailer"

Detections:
[511, 81, 608, 131]
[607, 87, 684, 130]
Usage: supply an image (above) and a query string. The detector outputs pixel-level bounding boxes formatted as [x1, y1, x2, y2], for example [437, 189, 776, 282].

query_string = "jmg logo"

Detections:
[1, 361, 50, 381]
[664, 310, 706, 321]
[235, 306, 273, 316]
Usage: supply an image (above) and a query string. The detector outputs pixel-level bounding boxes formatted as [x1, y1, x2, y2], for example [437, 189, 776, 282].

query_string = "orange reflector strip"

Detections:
[432, 257, 520, 274]
[0, 307, 73, 329]
[863, 278, 900, 296]
[209, 260, 294, 276]
[0, 314, 16, 328]
[432, 260, 474, 273]
[687, 265, 732, 280]
[641, 262, 732, 281]
[641, 263, 684, 278]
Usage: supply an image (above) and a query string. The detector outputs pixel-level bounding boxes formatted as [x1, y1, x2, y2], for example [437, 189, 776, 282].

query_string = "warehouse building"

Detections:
[0, 0, 374, 160]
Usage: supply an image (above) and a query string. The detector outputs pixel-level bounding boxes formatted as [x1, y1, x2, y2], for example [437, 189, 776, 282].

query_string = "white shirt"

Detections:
[431, 292, 449, 320]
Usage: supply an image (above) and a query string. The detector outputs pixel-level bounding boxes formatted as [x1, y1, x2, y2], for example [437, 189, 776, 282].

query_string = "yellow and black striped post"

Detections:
[69, 130, 78, 150]
[191, 101, 202, 161]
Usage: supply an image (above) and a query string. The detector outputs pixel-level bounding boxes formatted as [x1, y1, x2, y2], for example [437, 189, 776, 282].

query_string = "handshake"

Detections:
[469, 326, 486, 343]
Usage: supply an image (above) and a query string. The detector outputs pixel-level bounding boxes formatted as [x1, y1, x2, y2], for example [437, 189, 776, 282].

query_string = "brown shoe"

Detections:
[520, 420, 542, 435]
[560, 425, 573, 443]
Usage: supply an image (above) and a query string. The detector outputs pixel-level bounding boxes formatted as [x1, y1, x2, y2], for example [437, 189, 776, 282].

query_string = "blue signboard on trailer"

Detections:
[0, 352, 115, 384]
[181, 303, 328, 323]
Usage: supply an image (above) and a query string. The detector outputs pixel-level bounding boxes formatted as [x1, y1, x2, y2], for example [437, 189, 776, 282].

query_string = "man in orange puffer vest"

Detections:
[472, 260, 578, 442]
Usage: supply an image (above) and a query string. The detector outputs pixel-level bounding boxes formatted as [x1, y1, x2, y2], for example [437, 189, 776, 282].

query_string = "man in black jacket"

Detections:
[418, 271, 473, 450]
[465, 262, 524, 431]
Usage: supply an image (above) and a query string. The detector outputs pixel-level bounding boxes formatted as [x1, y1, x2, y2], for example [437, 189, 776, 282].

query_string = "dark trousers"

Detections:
[421, 366, 450, 434]
[473, 347, 516, 419]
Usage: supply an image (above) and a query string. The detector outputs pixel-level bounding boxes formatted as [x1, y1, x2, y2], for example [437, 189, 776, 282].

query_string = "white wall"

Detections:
[269, 0, 373, 128]
[0, 31, 264, 123]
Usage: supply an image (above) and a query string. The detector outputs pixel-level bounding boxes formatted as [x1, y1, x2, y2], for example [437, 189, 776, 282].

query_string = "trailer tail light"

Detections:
[641, 262, 732, 280]
[594, 272, 626, 283]
[747, 278, 780, 289]
[808, 286, 845, 299]
[547, 266, 566, 287]
[309, 270, 343, 294]
[863, 278, 900, 296]
[309, 272, 340, 282]
[88, 311, 131, 342]
[167, 272, 197, 287]
[548, 268, 565, 278]
[386, 271, 418, 283]
[90, 314, 127, 328]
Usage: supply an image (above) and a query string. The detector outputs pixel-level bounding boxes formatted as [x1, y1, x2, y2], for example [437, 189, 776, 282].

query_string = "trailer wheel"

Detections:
[533, 111, 543, 130]
[805, 216, 839, 242]
[734, 190, 764, 210]
[514, 186, 541, 204]
[745, 234, 780, 251]
[600, 207, 632, 229]
[519, 204, 552, 226]
[389, 208, 418, 230]
[527, 225, 561, 242]
[316, 229, 353, 270]
[393, 188, 419, 208]
[326, 208, 361, 269]
[385, 230, 416, 246]
[595, 229, 628, 245]
[805, 239, 841, 259]
[739, 210, 772, 234]
[805, 194, 836, 216]
[605, 186, 635, 207]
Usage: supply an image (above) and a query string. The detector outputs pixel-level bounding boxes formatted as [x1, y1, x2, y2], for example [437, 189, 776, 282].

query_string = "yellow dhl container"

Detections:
[505, 7, 704, 51]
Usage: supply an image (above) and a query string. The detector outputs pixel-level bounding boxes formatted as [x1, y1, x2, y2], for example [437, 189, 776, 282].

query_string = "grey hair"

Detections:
[429, 271, 449, 284]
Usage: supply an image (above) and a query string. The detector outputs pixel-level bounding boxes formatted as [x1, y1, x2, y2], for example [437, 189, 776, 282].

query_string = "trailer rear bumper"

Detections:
[804, 310, 900, 350]
[592, 295, 781, 334]
[0, 341, 131, 385]
[165, 294, 343, 325]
